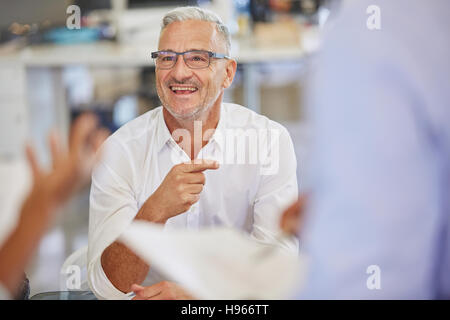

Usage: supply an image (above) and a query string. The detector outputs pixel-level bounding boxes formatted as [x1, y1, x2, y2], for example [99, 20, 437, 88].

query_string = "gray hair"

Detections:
[161, 6, 231, 54]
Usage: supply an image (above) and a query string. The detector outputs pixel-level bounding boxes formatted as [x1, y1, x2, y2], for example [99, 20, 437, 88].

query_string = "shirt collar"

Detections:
[208, 104, 226, 151]
[155, 107, 173, 153]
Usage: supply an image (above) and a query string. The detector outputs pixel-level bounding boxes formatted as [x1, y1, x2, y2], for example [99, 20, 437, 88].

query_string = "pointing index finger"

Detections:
[182, 160, 219, 173]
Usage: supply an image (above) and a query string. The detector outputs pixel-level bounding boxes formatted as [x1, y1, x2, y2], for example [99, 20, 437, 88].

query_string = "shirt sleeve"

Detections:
[251, 124, 299, 254]
[87, 136, 138, 300]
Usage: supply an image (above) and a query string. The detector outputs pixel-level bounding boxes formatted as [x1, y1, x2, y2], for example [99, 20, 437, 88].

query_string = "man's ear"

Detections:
[222, 59, 237, 89]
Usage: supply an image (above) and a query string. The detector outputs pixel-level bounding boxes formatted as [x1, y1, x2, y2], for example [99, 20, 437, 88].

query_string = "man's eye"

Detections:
[161, 56, 175, 61]
[190, 55, 207, 62]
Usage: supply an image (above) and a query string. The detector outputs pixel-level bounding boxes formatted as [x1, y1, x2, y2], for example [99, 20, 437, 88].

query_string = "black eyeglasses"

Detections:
[151, 50, 230, 69]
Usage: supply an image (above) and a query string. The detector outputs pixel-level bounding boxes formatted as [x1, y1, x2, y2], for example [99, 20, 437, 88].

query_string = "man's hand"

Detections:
[138, 160, 219, 223]
[280, 194, 308, 236]
[131, 281, 196, 300]
[101, 160, 218, 293]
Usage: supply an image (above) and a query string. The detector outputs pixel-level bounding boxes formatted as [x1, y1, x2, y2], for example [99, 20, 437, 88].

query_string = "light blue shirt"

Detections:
[297, 0, 450, 299]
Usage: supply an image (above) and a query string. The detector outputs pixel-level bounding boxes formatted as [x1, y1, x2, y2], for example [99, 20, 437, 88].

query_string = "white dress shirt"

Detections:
[88, 103, 299, 299]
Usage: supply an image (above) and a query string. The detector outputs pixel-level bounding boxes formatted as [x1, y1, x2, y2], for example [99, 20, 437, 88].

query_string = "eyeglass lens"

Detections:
[156, 51, 210, 69]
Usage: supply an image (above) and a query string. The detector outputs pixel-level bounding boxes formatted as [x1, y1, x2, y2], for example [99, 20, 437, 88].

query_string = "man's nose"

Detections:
[170, 55, 193, 81]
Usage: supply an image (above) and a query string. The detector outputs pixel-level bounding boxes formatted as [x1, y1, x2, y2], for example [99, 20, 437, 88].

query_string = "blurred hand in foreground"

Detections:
[25, 113, 109, 215]
[0, 113, 109, 297]
[280, 194, 308, 236]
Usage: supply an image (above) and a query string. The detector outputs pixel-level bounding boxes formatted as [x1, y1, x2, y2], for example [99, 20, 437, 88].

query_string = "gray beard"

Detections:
[160, 90, 221, 122]
[159, 92, 220, 121]
[164, 103, 206, 121]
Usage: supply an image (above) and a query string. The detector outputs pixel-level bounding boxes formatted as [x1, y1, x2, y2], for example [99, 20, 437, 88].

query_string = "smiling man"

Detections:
[87, 6, 299, 300]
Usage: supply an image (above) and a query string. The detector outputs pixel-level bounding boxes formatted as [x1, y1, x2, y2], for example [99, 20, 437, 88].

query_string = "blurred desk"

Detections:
[0, 38, 311, 66]
[0, 33, 318, 157]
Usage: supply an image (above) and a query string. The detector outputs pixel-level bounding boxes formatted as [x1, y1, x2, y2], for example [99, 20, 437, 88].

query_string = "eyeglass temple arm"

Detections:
[210, 52, 230, 59]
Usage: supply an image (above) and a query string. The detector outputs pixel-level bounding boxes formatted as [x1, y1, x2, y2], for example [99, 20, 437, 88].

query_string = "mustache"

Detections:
[165, 79, 201, 88]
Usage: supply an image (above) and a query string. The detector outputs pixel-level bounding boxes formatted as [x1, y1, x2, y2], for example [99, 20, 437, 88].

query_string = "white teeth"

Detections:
[171, 86, 197, 91]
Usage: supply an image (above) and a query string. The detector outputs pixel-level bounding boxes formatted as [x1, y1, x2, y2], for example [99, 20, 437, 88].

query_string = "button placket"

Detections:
[187, 202, 200, 229]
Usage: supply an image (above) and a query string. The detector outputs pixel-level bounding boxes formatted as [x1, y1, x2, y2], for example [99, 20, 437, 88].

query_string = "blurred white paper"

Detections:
[119, 221, 307, 299]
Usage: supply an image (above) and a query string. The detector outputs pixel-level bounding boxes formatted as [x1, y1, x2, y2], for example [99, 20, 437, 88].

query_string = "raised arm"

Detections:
[0, 114, 107, 298]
